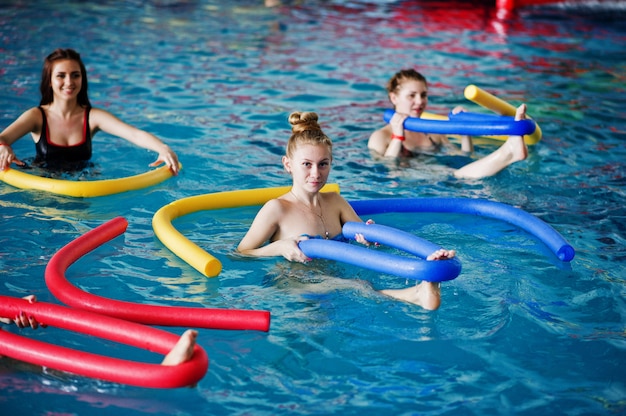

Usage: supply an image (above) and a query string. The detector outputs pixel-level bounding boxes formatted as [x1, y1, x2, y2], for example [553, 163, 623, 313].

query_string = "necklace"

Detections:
[290, 190, 329, 239]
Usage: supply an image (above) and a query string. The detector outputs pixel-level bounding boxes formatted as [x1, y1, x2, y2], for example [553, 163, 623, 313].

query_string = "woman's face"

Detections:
[390, 79, 429, 117]
[50, 59, 82, 102]
[283, 143, 332, 194]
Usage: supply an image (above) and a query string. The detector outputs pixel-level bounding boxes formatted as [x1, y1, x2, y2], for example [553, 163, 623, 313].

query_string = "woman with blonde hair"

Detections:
[238, 111, 454, 310]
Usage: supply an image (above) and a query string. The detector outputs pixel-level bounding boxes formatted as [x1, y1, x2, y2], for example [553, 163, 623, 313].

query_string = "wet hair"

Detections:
[40, 48, 90, 107]
[386, 69, 428, 94]
[286, 111, 333, 159]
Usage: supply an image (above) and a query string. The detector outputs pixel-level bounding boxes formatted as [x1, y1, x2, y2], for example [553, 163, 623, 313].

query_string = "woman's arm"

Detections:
[368, 113, 407, 157]
[335, 194, 363, 226]
[0, 108, 41, 170]
[89, 108, 179, 174]
[450, 106, 474, 153]
[334, 193, 375, 245]
[367, 127, 391, 155]
[237, 199, 309, 262]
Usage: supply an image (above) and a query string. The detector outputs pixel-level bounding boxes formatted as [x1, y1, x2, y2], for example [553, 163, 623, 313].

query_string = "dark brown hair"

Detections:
[386, 69, 427, 94]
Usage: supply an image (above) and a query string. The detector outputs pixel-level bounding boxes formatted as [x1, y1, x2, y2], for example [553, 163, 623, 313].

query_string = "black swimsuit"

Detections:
[402, 135, 441, 156]
[35, 106, 92, 166]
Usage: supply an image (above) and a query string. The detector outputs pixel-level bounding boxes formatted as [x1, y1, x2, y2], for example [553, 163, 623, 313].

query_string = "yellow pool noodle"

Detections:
[464, 84, 542, 145]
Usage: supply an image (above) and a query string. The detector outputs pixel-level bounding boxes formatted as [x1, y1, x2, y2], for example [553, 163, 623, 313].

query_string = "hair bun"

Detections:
[289, 111, 321, 134]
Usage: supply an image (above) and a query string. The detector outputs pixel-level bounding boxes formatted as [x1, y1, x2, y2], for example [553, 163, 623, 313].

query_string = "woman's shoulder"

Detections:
[87, 107, 108, 118]
[368, 125, 391, 153]
[321, 190, 343, 200]
[14, 106, 44, 126]
[369, 125, 391, 141]
[22, 106, 44, 117]
[321, 191, 350, 208]
[87, 107, 126, 131]
[88, 106, 122, 120]
[261, 196, 292, 216]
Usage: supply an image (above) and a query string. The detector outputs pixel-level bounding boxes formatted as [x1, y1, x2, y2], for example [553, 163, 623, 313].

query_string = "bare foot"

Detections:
[506, 104, 529, 162]
[161, 329, 198, 366]
[426, 248, 456, 261]
[380, 281, 441, 310]
[379, 248, 453, 310]
[453, 104, 529, 179]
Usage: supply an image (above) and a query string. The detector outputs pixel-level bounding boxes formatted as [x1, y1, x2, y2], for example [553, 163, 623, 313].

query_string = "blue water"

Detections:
[1, 0, 625, 414]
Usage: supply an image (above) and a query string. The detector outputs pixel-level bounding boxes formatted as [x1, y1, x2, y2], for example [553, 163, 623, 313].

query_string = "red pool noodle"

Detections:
[45, 217, 270, 332]
[0, 295, 208, 388]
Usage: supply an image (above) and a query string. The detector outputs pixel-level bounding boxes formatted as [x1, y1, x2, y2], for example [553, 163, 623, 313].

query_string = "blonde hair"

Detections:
[285, 111, 333, 159]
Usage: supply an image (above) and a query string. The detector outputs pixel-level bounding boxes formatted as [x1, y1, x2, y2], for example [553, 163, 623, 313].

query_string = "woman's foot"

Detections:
[453, 104, 529, 179]
[505, 104, 529, 163]
[380, 281, 441, 310]
[161, 329, 198, 366]
[426, 248, 455, 261]
[379, 248, 454, 310]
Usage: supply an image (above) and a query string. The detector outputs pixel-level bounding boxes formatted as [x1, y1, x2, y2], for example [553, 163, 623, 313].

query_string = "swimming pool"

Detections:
[1, 0, 625, 414]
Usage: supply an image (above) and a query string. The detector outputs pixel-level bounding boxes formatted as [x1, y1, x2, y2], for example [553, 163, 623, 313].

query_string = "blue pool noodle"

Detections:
[383, 109, 536, 136]
[299, 222, 462, 282]
[349, 198, 575, 262]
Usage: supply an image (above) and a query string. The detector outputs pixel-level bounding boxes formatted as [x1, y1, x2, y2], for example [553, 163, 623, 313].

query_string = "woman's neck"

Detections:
[290, 188, 320, 207]
[45, 99, 81, 118]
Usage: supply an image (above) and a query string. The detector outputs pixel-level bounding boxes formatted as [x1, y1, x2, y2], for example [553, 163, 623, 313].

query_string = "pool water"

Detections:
[1, 0, 625, 414]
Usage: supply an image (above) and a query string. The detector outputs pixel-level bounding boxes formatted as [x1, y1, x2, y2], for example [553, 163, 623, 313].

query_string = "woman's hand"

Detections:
[279, 236, 311, 263]
[0, 144, 24, 171]
[0, 295, 44, 329]
[450, 105, 467, 115]
[449, 106, 474, 152]
[354, 219, 376, 246]
[150, 145, 180, 175]
[389, 112, 408, 138]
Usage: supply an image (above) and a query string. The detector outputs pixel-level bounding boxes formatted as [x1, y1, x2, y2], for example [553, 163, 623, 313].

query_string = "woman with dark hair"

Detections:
[0, 48, 179, 173]
[39, 49, 91, 108]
